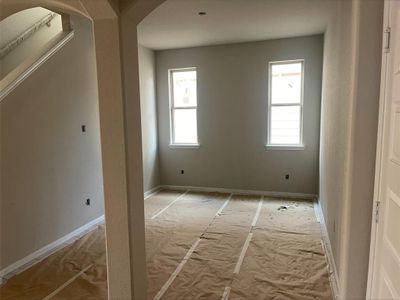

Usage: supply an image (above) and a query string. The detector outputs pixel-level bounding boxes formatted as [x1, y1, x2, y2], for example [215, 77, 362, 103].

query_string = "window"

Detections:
[169, 68, 199, 146]
[267, 60, 304, 149]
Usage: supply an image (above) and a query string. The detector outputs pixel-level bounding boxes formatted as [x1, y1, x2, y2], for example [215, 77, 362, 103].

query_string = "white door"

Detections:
[368, 0, 400, 299]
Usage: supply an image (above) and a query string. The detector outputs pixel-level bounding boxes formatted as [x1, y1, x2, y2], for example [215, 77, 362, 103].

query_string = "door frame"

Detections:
[366, 0, 391, 298]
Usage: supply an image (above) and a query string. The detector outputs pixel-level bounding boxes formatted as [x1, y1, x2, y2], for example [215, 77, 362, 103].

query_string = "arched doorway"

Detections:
[0, 1, 168, 299]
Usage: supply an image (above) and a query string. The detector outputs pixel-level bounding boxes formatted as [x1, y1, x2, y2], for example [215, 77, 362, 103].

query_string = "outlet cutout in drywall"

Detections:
[285, 174, 290, 180]
[81, 125, 86, 133]
[181, 170, 185, 175]
[86, 198, 91, 206]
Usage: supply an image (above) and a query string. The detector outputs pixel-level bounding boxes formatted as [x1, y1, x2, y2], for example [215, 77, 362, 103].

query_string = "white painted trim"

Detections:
[267, 59, 305, 147]
[313, 199, 339, 299]
[160, 185, 317, 200]
[168, 67, 199, 146]
[265, 144, 306, 151]
[0, 215, 104, 283]
[144, 185, 162, 200]
[0, 31, 74, 102]
[367, 1, 391, 298]
[169, 143, 200, 149]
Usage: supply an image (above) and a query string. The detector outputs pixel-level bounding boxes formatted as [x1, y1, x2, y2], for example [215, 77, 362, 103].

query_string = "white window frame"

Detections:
[168, 67, 200, 148]
[267, 59, 305, 151]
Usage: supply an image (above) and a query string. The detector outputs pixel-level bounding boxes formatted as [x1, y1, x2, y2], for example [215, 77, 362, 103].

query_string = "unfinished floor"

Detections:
[0, 190, 332, 299]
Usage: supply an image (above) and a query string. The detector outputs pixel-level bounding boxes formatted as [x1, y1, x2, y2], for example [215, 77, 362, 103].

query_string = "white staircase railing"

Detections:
[0, 13, 57, 59]
[0, 30, 74, 102]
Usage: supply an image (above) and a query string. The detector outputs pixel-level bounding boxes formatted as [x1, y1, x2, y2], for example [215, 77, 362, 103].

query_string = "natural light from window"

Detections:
[268, 61, 304, 147]
[169, 68, 198, 145]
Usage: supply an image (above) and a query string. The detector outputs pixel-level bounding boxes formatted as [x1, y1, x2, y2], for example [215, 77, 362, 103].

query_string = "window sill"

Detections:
[169, 144, 200, 149]
[266, 144, 306, 151]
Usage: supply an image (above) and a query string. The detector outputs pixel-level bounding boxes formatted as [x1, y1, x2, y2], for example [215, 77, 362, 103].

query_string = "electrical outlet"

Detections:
[285, 174, 290, 180]
[86, 198, 91, 206]
[181, 170, 185, 175]
[81, 125, 86, 133]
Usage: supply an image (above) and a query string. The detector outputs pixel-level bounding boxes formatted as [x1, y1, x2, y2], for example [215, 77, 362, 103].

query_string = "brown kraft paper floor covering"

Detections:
[0, 190, 332, 300]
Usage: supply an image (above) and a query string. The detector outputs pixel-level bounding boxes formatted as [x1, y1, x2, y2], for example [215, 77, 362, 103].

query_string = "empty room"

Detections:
[1, 0, 398, 300]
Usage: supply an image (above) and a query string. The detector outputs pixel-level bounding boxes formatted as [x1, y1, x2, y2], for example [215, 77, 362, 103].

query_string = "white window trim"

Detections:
[168, 67, 199, 148]
[265, 144, 305, 151]
[267, 59, 305, 150]
[169, 143, 200, 149]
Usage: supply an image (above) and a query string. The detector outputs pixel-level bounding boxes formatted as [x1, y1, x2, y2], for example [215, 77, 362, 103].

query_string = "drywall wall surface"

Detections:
[319, 0, 352, 278]
[138, 45, 160, 192]
[343, 0, 383, 298]
[0, 15, 104, 269]
[319, 0, 383, 298]
[0, 7, 63, 79]
[156, 35, 323, 194]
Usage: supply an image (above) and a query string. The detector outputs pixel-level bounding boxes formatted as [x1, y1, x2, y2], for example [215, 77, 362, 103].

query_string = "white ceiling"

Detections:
[138, 0, 334, 50]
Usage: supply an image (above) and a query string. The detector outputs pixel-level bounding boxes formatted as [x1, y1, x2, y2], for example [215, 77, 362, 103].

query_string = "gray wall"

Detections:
[156, 35, 323, 194]
[319, 0, 351, 278]
[319, 0, 383, 298]
[0, 15, 104, 269]
[342, 1, 383, 298]
[138, 46, 160, 193]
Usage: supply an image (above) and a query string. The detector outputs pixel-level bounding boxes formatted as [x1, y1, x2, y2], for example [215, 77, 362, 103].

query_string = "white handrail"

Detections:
[0, 13, 57, 59]
[0, 31, 74, 102]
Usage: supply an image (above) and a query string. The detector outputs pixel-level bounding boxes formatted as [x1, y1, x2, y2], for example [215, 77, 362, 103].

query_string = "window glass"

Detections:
[268, 61, 304, 146]
[170, 68, 198, 145]
[270, 106, 301, 145]
[172, 71, 197, 107]
[271, 63, 302, 104]
[173, 109, 198, 144]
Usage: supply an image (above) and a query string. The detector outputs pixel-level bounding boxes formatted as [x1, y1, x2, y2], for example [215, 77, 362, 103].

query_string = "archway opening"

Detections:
[135, 0, 383, 299]
[0, 6, 109, 299]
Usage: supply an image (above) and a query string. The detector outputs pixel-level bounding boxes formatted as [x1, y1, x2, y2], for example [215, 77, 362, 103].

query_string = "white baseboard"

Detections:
[160, 184, 317, 200]
[144, 185, 162, 200]
[0, 215, 104, 284]
[313, 199, 339, 299]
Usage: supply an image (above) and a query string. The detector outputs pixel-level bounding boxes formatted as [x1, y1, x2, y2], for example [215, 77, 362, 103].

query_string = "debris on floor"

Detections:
[278, 205, 289, 210]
